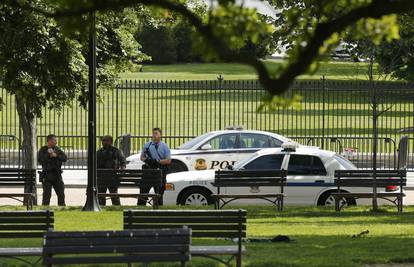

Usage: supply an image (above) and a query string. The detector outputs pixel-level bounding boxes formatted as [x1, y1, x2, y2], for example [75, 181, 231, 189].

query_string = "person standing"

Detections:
[38, 134, 67, 206]
[97, 135, 127, 206]
[139, 128, 171, 206]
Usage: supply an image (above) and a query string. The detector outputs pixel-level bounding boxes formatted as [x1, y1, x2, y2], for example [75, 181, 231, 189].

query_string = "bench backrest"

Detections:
[124, 209, 246, 239]
[214, 169, 287, 188]
[334, 170, 407, 187]
[43, 228, 191, 266]
[0, 169, 36, 186]
[0, 210, 54, 238]
[97, 169, 162, 187]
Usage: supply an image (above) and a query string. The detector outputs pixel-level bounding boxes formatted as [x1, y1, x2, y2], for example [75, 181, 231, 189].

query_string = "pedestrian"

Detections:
[139, 128, 171, 206]
[38, 134, 67, 206]
[97, 135, 126, 206]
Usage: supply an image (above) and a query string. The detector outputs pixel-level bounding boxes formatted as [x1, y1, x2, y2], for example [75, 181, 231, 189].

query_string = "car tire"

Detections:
[317, 190, 356, 206]
[178, 187, 213, 206]
[169, 160, 188, 173]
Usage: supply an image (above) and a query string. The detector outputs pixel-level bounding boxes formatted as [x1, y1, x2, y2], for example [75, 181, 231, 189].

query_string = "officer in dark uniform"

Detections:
[38, 134, 67, 206]
[139, 128, 171, 206]
[97, 135, 127, 206]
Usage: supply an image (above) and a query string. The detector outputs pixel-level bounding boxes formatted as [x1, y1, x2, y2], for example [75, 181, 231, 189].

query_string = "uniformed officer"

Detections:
[97, 135, 127, 206]
[139, 128, 171, 206]
[38, 134, 67, 206]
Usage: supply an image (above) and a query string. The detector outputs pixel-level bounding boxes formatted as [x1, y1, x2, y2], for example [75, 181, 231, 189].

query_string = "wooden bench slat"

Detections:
[0, 218, 54, 223]
[124, 224, 246, 231]
[332, 192, 405, 197]
[0, 248, 42, 256]
[44, 244, 190, 254]
[212, 194, 285, 199]
[190, 245, 246, 255]
[125, 217, 246, 224]
[0, 211, 53, 216]
[0, 225, 52, 231]
[44, 254, 190, 265]
[124, 210, 246, 216]
[0, 232, 46, 238]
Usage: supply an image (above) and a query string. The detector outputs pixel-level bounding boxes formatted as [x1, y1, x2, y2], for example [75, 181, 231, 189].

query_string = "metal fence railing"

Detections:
[1, 78, 414, 170]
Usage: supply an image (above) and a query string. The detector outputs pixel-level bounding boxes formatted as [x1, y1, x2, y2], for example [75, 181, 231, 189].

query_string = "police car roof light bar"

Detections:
[224, 125, 244, 130]
[281, 142, 298, 152]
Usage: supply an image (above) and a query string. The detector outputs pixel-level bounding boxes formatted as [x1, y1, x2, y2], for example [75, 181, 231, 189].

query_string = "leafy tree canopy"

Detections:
[0, 0, 148, 116]
[4, 0, 414, 104]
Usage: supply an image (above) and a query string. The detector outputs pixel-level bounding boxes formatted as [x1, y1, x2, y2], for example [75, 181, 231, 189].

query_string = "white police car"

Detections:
[163, 144, 363, 206]
[126, 127, 296, 173]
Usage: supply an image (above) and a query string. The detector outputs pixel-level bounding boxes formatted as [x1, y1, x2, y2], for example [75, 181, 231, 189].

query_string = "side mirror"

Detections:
[200, 144, 212, 150]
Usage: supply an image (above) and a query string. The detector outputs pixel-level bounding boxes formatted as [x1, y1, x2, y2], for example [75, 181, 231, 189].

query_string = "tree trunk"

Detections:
[15, 97, 38, 205]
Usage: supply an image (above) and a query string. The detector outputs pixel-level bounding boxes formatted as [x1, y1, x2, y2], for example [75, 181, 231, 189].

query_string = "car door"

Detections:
[191, 133, 239, 170]
[285, 154, 330, 204]
[225, 154, 287, 197]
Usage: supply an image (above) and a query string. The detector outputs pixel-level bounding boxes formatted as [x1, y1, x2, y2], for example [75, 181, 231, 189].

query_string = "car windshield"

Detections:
[333, 154, 357, 169]
[178, 132, 216, 150]
[233, 153, 259, 169]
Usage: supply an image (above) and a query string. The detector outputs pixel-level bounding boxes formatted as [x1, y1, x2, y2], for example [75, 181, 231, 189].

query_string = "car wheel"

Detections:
[169, 160, 188, 173]
[179, 187, 213, 206]
[317, 191, 356, 206]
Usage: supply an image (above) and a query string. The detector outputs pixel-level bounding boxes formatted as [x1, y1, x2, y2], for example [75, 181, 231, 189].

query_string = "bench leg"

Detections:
[398, 197, 403, 214]
[214, 198, 219, 210]
[334, 197, 340, 212]
[153, 196, 159, 210]
[277, 197, 284, 212]
[236, 253, 242, 267]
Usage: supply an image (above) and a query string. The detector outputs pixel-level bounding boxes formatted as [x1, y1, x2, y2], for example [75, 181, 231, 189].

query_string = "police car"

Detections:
[126, 127, 296, 173]
[162, 143, 388, 206]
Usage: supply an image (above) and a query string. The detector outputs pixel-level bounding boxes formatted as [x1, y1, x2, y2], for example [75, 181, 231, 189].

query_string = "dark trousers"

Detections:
[137, 184, 165, 206]
[42, 178, 65, 206]
[98, 186, 120, 206]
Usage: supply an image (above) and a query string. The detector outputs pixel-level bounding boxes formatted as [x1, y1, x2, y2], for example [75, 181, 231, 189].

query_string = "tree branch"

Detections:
[7, 0, 414, 96]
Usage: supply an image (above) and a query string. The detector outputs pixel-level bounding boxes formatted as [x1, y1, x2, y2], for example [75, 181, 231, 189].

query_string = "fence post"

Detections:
[321, 75, 326, 149]
[217, 75, 224, 130]
[115, 84, 119, 143]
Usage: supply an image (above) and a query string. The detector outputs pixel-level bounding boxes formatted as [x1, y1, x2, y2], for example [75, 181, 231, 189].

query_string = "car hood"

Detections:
[167, 170, 215, 183]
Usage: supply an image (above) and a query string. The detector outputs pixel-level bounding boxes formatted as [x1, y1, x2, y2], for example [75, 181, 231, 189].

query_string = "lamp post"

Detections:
[83, 11, 101, 211]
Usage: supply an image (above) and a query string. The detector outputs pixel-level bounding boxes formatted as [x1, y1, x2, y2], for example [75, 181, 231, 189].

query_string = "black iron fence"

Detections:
[1, 78, 414, 169]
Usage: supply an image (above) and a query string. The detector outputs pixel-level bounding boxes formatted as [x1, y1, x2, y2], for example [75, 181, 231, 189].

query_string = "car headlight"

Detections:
[165, 183, 175, 191]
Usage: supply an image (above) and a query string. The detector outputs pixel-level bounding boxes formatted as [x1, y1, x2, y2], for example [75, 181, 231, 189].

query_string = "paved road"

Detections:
[1, 170, 414, 206]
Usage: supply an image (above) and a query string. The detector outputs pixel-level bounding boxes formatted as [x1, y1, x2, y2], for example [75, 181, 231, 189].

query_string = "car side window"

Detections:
[243, 154, 285, 170]
[202, 134, 238, 150]
[239, 133, 270, 148]
[288, 155, 327, 175]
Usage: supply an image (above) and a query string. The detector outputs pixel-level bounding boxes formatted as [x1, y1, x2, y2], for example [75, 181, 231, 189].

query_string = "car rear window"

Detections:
[333, 154, 357, 169]
[287, 155, 327, 175]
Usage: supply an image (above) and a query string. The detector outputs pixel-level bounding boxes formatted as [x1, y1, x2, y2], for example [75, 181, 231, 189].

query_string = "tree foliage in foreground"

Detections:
[0, 1, 148, 168]
[6, 0, 413, 99]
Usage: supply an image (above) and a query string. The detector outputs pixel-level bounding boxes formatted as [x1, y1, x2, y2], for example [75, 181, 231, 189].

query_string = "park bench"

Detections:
[0, 168, 36, 210]
[43, 228, 191, 267]
[212, 169, 287, 211]
[0, 210, 53, 266]
[124, 209, 246, 267]
[332, 169, 406, 213]
[97, 169, 162, 208]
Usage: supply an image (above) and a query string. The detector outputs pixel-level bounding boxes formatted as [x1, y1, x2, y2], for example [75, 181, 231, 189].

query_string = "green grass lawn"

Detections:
[120, 60, 376, 81]
[2, 205, 414, 267]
